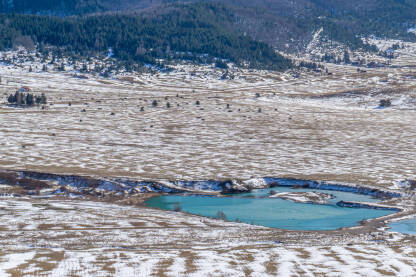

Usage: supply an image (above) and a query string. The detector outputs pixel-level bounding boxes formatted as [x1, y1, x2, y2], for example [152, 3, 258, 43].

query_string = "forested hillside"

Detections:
[2, 0, 416, 70]
[0, 3, 292, 70]
[0, 0, 105, 15]
[223, 0, 416, 51]
[2, 0, 416, 51]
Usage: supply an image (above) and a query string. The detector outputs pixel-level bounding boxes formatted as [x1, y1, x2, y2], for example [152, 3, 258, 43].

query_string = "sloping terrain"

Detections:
[0, 198, 414, 276]
[0, 2, 416, 276]
[0, 45, 416, 187]
[0, 5, 292, 70]
[0, 0, 105, 15]
[2, 0, 416, 52]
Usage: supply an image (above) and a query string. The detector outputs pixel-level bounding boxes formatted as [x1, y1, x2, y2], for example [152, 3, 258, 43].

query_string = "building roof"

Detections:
[17, 86, 31, 92]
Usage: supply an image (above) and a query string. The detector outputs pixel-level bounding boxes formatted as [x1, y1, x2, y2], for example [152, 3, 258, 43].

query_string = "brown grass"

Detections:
[264, 254, 278, 275]
[154, 258, 175, 277]
[375, 269, 397, 276]
[129, 221, 146, 227]
[294, 248, 311, 259]
[322, 252, 347, 265]
[180, 250, 198, 275]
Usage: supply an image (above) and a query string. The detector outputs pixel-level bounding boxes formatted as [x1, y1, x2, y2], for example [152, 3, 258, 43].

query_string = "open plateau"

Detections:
[1, 4, 416, 275]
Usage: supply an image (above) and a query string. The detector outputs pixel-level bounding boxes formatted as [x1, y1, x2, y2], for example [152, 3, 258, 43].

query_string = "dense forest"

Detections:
[0, 0, 105, 15]
[0, 3, 292, 70]
[1, 0, 416, 69]
[311, 0, 416, 40]
[2, 0, 416, 52]
[223, 0, 416, 51]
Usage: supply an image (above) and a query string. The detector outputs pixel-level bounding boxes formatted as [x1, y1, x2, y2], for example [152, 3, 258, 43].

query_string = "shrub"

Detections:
[7, 94, 16, 103]
[25, 94, 34, 106]
[173, 203, 182, 212]
[216, 210, 227, 220]
[379, 99, 391, 108]
[40, 93, 47, 104]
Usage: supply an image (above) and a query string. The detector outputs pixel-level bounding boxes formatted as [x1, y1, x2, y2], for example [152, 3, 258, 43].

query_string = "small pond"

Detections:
[388, 218, 416, 235]
[146, 187, 396, 231]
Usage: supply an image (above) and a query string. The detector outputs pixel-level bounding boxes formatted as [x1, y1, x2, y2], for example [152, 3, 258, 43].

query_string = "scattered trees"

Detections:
[300, 60, 324, 70]
[7, 91, 47, 106]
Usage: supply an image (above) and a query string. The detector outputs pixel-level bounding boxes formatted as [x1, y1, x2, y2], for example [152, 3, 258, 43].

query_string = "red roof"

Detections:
[18, 86, 31, 92]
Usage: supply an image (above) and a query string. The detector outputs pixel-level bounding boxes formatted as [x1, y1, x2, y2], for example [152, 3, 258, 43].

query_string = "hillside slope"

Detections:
[2, 0, 416, 51]
[0, 3, 292, 70]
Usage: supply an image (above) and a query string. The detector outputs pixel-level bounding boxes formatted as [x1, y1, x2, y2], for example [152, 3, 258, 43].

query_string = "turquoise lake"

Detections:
[388, 218, 416, 235]
[145, 187, 395, 231]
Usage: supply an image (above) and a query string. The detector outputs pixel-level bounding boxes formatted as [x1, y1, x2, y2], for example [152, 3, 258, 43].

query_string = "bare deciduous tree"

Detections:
[13, 36, 35, 51]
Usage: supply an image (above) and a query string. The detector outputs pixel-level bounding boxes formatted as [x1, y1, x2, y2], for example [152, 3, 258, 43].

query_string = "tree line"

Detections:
[7, 91, 47, 106]
[0, 3, 292, 71]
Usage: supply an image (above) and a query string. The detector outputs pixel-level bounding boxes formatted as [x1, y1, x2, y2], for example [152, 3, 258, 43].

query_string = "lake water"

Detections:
[145, 187, 395, 231]
[388, 218, 416, 235]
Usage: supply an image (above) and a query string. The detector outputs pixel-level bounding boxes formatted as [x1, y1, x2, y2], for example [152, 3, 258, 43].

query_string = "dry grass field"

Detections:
[0, 198, 414, 276]
[0, 57, 415, 188]
[0, 45, 416, 275]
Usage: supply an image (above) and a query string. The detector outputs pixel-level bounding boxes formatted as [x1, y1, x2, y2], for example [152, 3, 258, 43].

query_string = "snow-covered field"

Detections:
[0, 52, 415, 187]
[0, 198, 413, 277]
[1, 49, 416, 276]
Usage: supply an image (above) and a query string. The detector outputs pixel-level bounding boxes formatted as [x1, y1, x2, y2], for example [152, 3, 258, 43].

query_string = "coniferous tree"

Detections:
[40, 93, 47, 104]
[0, 6, 292, 71]
[26, 93, 34, 106]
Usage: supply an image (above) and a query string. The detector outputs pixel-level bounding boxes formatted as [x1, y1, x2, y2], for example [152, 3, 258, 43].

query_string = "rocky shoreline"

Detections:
[269, 190, 334, 204]
[336, 200, 401, 211]
[0, 169, 414, 235]
[0, 170, 403, 200]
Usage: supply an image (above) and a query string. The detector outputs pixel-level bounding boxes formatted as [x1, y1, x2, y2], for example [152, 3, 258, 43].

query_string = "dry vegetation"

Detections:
[0, 41, 416, 275]
[0, 51, 415, 188]
[0, 198, 414, 276]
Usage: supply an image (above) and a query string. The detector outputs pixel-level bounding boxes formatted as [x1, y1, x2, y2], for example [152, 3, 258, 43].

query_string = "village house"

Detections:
[6, 86, 46, 106]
